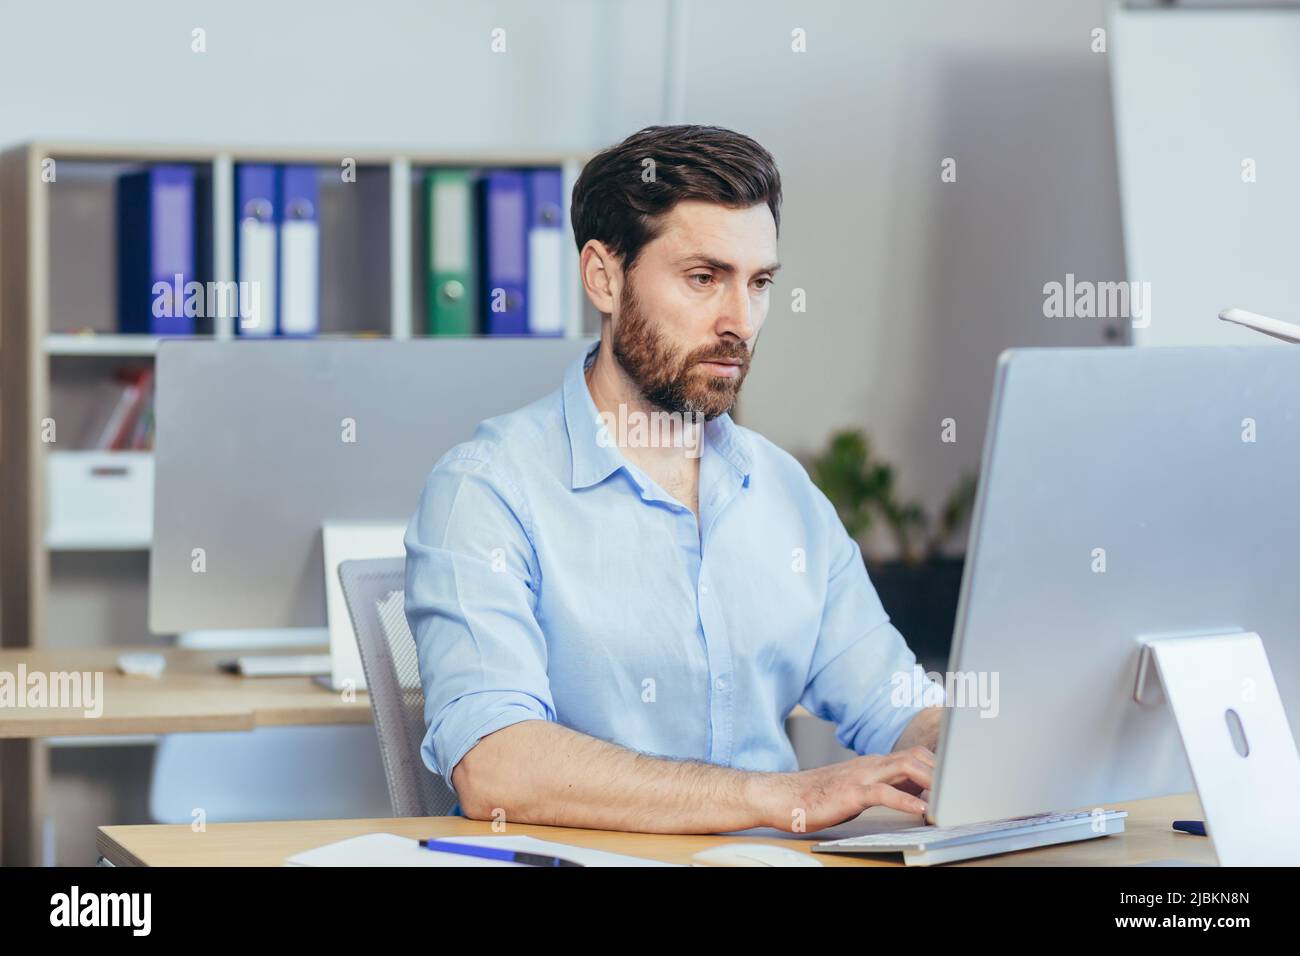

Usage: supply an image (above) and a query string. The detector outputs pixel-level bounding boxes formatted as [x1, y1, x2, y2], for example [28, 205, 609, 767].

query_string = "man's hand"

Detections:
[754, 747, 936, 833]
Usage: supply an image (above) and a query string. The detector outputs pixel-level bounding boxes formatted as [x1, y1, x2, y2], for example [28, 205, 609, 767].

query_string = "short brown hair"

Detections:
[570, 124, 782, 275]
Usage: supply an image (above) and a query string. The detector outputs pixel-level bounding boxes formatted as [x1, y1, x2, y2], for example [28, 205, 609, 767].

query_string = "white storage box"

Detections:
[45, 450, 153, 549]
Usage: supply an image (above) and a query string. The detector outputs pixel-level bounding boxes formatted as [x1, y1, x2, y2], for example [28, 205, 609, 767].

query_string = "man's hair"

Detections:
[570, 124, 782, 275]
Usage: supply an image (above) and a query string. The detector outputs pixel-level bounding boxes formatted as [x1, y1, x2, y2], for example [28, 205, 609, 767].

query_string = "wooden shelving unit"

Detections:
[0, 140, 593, 865]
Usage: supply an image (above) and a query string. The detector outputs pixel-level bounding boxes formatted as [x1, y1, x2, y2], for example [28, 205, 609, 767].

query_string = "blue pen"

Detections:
[419, 838, 584, 867]
[1172, 820, 1206, 836]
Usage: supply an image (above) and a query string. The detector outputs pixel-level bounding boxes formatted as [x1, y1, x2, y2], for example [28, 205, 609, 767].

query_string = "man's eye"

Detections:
[690, 273, 713, 286]
[753, 277, 772, 291]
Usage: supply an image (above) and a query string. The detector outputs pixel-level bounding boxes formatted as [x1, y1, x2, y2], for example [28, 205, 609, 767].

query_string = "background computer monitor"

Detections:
[150, 337, 591, 633]
[932, 345, 1300, 827]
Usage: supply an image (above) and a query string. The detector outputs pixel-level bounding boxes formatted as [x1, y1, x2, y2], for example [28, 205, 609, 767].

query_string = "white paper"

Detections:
[285, 832, 677, 867]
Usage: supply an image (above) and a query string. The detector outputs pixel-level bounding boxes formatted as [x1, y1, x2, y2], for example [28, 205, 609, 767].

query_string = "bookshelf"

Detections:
[0, 140, 594, 865]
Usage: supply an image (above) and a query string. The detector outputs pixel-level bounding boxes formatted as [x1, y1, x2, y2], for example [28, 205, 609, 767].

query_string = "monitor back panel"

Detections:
[933, 345, 1300, 825]
[150, 337, 591, 632]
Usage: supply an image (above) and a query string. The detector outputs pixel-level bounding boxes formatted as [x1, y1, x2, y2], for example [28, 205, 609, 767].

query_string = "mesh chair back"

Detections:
[338, 557, 457, 817]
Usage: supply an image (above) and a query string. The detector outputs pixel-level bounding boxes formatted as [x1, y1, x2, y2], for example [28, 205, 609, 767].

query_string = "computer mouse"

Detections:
[691, 842, 824, 867]
[116, 652, 166, 678]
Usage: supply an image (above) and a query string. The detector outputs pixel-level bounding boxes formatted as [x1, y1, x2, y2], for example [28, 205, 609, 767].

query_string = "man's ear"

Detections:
[579, 240, 621, 316]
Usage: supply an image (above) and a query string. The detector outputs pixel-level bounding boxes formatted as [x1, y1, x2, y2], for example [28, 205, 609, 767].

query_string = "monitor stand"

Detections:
[1134, 630, 1300, 865]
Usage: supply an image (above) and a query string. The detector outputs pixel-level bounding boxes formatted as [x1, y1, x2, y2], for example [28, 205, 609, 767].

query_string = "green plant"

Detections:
[810, 428, 977, 566]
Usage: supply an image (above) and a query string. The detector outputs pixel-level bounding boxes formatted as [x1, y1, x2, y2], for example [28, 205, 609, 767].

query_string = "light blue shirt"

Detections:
[404, 342, 935, 796]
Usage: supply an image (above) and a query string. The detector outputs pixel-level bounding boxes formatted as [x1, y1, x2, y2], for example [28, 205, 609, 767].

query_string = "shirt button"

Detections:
[715, 677, 726, 691]
[700, 584, 709, 594]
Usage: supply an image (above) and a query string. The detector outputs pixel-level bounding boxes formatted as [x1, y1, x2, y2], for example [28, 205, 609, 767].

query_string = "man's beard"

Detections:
[609, 279, 752, 422]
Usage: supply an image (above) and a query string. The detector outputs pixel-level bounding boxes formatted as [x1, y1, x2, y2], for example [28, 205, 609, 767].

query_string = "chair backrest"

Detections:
[338, 557, 457, 817]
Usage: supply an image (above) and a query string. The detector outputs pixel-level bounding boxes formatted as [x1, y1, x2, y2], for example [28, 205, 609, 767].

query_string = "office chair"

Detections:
[338, 557, 458, 817]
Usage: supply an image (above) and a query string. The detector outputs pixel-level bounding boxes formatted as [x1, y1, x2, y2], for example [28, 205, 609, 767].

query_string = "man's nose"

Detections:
[716, 281, 755, 341]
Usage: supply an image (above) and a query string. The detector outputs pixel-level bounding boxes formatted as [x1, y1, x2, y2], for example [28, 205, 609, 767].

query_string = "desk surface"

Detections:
[98, 793, 1213, 867]
[0, 646, 370, 738]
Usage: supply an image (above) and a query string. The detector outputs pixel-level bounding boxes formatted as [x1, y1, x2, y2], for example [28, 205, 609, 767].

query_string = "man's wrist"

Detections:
[742, 769, 798, 831]
[893, 705, 943, 753]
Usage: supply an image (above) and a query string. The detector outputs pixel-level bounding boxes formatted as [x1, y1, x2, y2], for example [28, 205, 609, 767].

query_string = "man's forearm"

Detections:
[452, 720, 781, 833]
[893, 705, 943, 753]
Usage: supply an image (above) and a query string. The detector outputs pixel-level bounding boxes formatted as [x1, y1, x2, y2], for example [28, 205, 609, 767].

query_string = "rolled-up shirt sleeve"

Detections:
[799, 489, 943, 756]
[404, 443, 555, 792]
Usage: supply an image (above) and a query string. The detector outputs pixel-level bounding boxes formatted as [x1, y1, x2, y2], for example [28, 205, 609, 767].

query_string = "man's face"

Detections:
[609, 200, 779, 421]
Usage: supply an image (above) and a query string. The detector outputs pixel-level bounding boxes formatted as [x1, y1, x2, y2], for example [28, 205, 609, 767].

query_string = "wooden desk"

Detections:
[0, 646, 370, 738]
[98, 793, 1214, 867]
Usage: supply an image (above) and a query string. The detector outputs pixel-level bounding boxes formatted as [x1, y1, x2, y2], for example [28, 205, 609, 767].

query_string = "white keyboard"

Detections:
[812, 809, 1127, 865]
[220, 653, 332, 677]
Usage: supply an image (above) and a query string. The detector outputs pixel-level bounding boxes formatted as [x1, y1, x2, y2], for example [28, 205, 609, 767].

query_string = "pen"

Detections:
[1172, 820, 1206, 836]
[418, 838, 585, 867]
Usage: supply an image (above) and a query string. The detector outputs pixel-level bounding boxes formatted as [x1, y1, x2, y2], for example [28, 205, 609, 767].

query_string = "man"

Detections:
[405, 124, 943, 835]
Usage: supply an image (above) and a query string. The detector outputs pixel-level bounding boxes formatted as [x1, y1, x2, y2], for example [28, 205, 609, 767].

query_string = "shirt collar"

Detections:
[563, 343, 625, 490]
[562, 341, 753, 491]
[706, 408, 753, 487]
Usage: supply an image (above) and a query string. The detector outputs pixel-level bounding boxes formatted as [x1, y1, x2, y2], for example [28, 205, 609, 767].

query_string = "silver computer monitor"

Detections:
[149, 337, 591, 633]
[930, 345, 1300, 837]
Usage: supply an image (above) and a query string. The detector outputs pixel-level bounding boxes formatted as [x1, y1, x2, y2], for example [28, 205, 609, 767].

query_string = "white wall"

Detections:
[658, 0, 1125, 543]
[1109, 1, 1300, 347]
[0, 0, 1122, 542]
[0, 0, 650, 152]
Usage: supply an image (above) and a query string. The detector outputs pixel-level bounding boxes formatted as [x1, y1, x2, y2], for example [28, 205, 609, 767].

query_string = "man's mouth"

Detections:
[697, 357, 744, 378]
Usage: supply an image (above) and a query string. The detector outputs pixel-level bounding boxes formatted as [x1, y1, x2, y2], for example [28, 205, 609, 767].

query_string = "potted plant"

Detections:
[809, 428, 977, 667]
